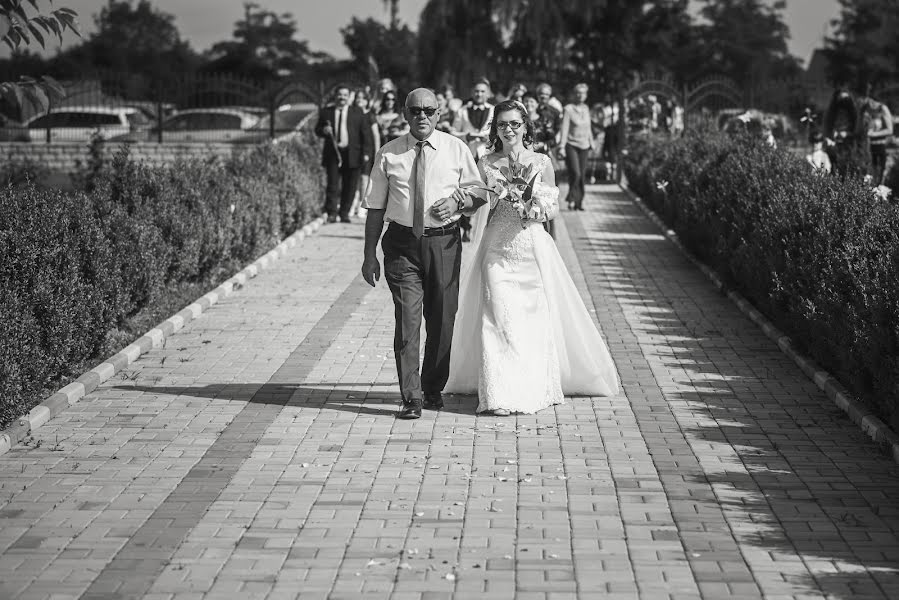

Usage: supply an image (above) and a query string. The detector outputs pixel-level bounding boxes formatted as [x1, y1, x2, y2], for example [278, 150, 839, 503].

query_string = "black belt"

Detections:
[390, 222, 460, 237]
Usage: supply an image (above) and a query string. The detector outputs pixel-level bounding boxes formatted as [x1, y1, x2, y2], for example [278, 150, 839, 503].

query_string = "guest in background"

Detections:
[435, 91, 455, 133]
[559, 82, 594, 211]
[440, 84, 464, 116]
[377, 91, 406, 145]
[351, 87, 381, 217]
[535, 82, 563, 114]
[372, 78, 397, 112]
[599, 95, 621, 180]
[452, 78, 495, 160]
[823, 84, 866, 178]
[507, 82, 527, 104]
[523, 93, 539, 123]
[525, 91, 559, 238]
[314, 84, 374, 223]
[862, 91, 894, 185]
[531, 83, 562, 157]
[806, 132, 832, 174]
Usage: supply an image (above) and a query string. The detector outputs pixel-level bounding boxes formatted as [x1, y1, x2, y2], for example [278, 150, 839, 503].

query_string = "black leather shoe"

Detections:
[397, 401, 422, 420]
[340, 215, 352, 223]
[423, 392, 443, 410]
[327, 215, 337, 223]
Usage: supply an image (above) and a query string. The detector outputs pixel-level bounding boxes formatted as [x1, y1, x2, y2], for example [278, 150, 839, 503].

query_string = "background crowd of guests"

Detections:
[815, 82, 895, 185]
[316, 77, 635, 228]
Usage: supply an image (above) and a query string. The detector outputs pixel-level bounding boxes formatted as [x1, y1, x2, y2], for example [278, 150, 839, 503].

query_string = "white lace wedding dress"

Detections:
[445, 152, 620, 413]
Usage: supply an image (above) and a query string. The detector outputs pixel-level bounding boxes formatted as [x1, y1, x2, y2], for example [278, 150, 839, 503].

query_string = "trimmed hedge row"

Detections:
[0, 130, 324, 429]
[623, 131, 899, 428]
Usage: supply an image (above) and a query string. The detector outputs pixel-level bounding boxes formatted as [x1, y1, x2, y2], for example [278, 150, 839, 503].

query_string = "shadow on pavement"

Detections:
[579, 190, 899, 600]
[112, 383, 480, 418]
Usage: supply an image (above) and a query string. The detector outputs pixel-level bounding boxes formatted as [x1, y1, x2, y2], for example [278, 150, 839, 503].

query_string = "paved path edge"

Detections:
[0, 216, 326, 457]
[620, 182, 899, 465]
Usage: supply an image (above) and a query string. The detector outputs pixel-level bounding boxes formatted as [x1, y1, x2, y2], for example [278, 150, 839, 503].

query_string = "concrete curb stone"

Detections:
[619, 183, 899, 464]
[0, 216, 326, 457]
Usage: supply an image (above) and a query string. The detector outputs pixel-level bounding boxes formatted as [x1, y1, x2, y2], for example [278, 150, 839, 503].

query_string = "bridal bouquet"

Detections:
[485, 160, 557, 227]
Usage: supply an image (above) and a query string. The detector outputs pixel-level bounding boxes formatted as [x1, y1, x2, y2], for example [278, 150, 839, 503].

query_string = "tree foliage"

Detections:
[341, 17, 416, 92]
[694, 0, 800, 84]
[416, 0, 800, 95]
[825, 0, 899, 90]
[416, 0, 502, 89]
[59, 0, 198, 77]
[205, 2, 329, 79]
[0, 0, 79, 112]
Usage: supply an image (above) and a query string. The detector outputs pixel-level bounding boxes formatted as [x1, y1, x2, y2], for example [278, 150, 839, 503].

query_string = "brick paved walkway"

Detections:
[2, 184, 899, 600]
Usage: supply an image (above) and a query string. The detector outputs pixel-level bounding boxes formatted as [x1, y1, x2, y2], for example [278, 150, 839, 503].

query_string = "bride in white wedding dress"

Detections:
[445, 100, 620, 415]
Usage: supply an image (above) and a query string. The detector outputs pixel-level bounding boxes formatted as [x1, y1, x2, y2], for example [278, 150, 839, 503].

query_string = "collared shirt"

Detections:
[363, 130, 484, 228]
[337, 106, 349, 147]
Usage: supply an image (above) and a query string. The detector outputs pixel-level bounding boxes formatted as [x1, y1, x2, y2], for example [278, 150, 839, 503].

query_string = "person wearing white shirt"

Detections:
[452, 79, 494, 160]
[362, 88, 485, 419]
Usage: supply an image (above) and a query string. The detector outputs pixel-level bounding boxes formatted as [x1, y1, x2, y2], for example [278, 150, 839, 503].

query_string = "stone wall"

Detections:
[0, 141, 252, 175]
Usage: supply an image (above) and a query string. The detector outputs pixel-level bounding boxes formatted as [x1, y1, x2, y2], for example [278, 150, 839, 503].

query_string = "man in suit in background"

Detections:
[315, 84, 374, 223]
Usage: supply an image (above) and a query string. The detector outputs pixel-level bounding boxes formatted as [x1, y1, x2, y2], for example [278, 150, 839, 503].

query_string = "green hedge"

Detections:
[623, 131, 899, 428]
[0, 131, 324, 429]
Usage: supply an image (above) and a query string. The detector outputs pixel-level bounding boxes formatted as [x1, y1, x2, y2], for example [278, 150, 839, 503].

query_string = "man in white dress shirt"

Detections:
[361, 88, 485, 419]
[452, 79, 494, 160]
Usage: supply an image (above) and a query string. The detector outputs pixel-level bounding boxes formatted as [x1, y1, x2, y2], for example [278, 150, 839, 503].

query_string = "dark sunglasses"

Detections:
[496, 120, 524, 130]
[407, 107, 438, 117]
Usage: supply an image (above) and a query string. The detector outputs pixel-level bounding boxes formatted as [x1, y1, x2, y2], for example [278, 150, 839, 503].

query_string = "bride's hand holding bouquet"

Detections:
[483, 157, 558, 227]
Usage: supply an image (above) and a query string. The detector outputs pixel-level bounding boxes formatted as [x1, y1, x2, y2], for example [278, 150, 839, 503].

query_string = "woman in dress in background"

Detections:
[558, 82, 595, 211]
[376, 91, 407, 145]
[372, 78, 397, 113]
[445, 99, 619, 415]
[350, 87, 380, 217]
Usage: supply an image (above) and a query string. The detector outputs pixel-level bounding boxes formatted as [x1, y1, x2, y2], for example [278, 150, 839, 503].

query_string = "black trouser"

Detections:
[564, 144, 590, 209]
[382, 223, 462, 404]
[871, 142, 888, 185]
[324, 148, 359, 218]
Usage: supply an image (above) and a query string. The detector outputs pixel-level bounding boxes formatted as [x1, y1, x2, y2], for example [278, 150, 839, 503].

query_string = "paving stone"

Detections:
[2, 189, 899, 598]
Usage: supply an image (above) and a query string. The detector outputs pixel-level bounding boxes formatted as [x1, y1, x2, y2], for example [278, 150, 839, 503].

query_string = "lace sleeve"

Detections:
[532, 154, 559, 221]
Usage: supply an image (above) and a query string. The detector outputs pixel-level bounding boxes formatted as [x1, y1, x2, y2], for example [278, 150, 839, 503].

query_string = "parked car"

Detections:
[154, 108, 260, 142]
[231, 103, 317, 143]
[24, 106, 152, 142]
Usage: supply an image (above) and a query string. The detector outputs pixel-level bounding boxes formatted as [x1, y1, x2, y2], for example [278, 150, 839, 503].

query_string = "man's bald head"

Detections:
[405, 88, 438, 108]
[404, 87, 440, 141]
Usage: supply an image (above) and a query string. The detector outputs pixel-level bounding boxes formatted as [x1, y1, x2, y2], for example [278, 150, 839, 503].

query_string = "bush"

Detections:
[624, 130, 899, 429]
[0, 133, 324, 429]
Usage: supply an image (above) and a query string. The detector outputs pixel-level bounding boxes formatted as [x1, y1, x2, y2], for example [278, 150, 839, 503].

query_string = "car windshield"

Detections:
[251, 107, 315, 132]
[126, 112, 151, 128]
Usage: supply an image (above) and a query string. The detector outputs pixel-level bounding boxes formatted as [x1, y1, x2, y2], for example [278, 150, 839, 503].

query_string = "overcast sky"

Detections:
[33, 0, 841, 67]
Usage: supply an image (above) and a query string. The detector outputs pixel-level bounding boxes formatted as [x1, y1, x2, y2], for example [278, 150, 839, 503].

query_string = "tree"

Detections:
[694, 0, 800, 86]
[382, 0, 399, 30]
[341, 16, 416, 91]
[58, 0, 198, 77]
[0, 0, 79, 112]
[825, 0, 899, 90]
[416, 0, 503, 89]
[206, 2, 329, 79]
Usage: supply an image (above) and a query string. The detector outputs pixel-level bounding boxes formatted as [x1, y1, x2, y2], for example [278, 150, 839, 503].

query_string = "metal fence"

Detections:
[0, 71, 359, 144]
